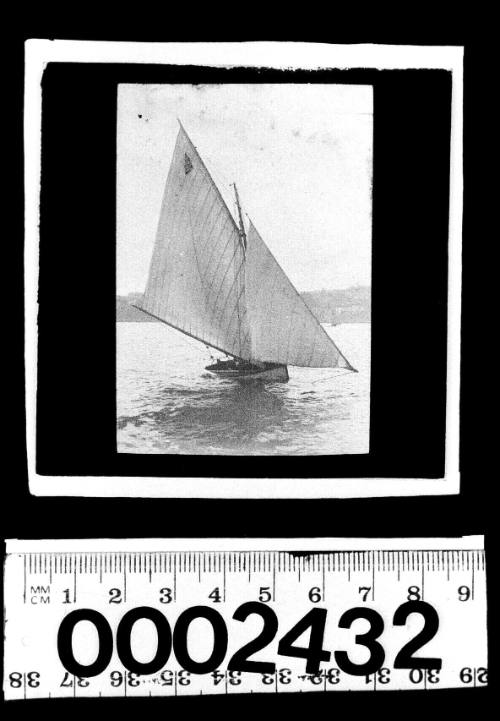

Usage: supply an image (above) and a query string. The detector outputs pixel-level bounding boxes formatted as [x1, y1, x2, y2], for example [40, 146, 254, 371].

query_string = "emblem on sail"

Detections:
[135, 121, 356, 381]
[184, 153, 193, 175]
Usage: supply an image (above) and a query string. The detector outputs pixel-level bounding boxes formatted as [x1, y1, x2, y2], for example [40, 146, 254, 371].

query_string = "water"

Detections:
[117, 323, 370, 455]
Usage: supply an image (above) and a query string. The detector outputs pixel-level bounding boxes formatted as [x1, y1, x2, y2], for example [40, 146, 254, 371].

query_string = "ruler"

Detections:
[3, 538, 487, 699]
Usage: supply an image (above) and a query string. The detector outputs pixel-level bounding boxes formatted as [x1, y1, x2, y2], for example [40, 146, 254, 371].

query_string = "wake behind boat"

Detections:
[134, 120, 356, 382]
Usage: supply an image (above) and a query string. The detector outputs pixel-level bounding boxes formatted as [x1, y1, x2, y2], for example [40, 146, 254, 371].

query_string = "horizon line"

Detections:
[118, 284, 372, 297]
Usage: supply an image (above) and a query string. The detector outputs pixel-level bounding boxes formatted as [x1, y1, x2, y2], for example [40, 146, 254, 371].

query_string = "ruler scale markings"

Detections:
[273, 554, 277, 602]
[371, 551, 375, 601]
[223, 553, 226, 602]
[4, 542, 487, 698]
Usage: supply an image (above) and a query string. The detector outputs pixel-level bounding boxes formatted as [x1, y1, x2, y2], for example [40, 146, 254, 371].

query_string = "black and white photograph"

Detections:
[6, 36, 493, 716]
[116, 83, 372, 456]
[25, 41, 462, 496]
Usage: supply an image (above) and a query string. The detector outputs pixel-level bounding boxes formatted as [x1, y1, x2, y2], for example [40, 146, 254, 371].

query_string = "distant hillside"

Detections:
[302, 286, 371, 324]
[117, 286, 371, 324]
[116, 293, 154, 322]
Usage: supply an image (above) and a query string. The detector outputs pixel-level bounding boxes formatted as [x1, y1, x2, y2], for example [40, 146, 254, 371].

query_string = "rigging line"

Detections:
[195, 195, 223, 255]
[209, 237, 241, 311]
[186, 183, 214, 243]
[202, 217, 234, 286]
[131, 305, 243, 360]
[214, 254, 246, 326]
[177, 121, 242, 246]
[203, 226, 246, 357]
[218, 273, 247, 356]
[202, 218, 233, 288]
[201, 151, 238, 208]
[186, 205, 225, 341]
[308, 368, 353, 384]
[185, 202, 243, 356]
[234, 234, 243, 357]
[189, 158, 234, 251]
[174, 171, 238, 340]
[204, 153, 233, 191]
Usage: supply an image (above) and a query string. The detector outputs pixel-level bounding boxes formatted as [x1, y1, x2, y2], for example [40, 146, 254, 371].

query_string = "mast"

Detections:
[231, 183, 247, 251]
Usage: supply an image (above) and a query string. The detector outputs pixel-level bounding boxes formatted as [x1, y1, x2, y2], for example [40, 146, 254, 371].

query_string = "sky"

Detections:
[117, 83, 372, 295]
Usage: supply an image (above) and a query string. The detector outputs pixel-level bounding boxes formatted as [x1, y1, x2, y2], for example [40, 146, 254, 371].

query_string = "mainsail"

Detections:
[140, 123, 251, 359]
[138, 122, 356, 371]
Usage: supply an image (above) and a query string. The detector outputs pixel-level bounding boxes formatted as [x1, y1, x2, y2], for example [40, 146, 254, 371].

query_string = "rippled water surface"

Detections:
[117, 322, 370, 455]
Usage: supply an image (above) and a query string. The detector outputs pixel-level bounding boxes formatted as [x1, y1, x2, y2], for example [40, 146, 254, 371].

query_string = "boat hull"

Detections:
[205, 364, 289, 382]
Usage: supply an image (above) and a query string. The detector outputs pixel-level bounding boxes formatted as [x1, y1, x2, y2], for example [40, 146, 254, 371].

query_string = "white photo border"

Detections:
[25, 41, 463, 498]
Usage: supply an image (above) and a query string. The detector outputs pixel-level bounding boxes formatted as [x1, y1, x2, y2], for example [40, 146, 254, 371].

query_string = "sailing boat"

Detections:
[133, 120, 357, 382]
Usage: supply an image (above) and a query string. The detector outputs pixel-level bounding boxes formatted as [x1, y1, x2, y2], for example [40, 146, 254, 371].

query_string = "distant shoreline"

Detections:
[117, 286, 371, 325]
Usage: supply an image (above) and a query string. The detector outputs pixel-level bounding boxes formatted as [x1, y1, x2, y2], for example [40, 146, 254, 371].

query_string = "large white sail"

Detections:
[139, 124, 252, 360]
[245, 221, 355, 369]
[140, 122, 355, 371]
